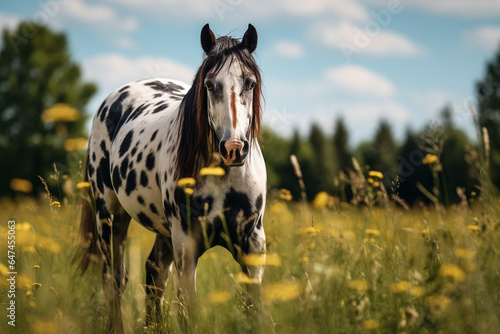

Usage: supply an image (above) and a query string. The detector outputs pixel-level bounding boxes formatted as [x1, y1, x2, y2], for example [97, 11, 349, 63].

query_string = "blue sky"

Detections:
[1, 0, 500, 145]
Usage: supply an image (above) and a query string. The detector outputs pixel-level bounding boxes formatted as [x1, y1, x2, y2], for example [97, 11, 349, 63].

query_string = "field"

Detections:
[1, 164, 500, 334]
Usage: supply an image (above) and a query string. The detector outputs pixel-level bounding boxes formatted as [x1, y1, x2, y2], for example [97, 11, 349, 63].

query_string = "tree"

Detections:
[359, 120, 398, 180]
[0, 22, 97, 196]
[476, 43, 500, 189]
[332, 117, 352, 173]
[306, 123, 335, 197]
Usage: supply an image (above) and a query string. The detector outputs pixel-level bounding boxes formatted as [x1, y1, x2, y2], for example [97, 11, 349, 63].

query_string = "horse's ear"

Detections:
[242, 24, 258, 53]
[201, 24, 217, 54]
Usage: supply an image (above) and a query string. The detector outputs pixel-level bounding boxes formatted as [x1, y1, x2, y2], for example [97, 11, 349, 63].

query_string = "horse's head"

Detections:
[199, 24, 261, 167]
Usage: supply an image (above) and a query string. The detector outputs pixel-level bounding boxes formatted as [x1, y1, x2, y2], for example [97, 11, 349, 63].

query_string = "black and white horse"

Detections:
[80, 24, 266, 331]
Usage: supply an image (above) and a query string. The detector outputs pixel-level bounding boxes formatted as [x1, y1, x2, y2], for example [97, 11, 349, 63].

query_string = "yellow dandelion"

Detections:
[207, 290, 231, 305]
[242, 253, 281, 267]
[176, 177, 196, 187]
[0, 263, 9, 276]
[76, 181, 91, 189]
[348, 280, 369, 292]
[363, 238, 376, 244]
[63, 137, 88, 151]
[28, 301, 37, 309]
[426, 295, 451, 312]
[17, 275, 32, 289]
[466, 225, 480, 232]
[373, 181, 380, 187]
[439, 264, 466, 283]
[422, 154, 439, 165]
[300, 226, 320, 235]
[313, 191, 329, 209]
[263, 281, 300, 302]
[389, 281, 412, 294]
[199, 167, 225, 176]
[41, 103, 80, 123]
[25, 290, 33, 297]
[410, 286, 425, 297]
[367, 177, 374, 184]
[278, 188, 293, 201]
[471, 191, 476, 197]
[10, 178, 33, 193]
[365, 228, 381, 236]
[454, 248, 475, 260]
[363, 319, 379, 330]
[50, 201, 61, 208]
[234, 272, 260, 284]
[368, 170, 383, 179]
[299, 256, 309, 263]
[33, 265, 41, 270]
[32, 282, 42, 289]
[184, 188, 194, 195]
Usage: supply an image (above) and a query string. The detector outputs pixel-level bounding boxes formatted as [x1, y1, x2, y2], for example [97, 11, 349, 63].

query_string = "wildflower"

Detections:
[199, 167, 225, 176]
[207, 290, 231, 304]
[51, 201, 61, 208]
[313, 191, 329, 209]
[184, 188, 194, 195]
[365, 228, 381, 236]
[439, 264, 466, 282]
[41, 103, 80, 123]
[348, 280, 369, 291]
[363, 319, 379, 330]
[422, 154, 439, 165]
[76, 181, 91, 189]
[299, 256, 309, 263]
[234, 272, 260, 284]
[32, 282, 42, 289]
[373, 181, 380, 187]
[409, 286, 425, 297]
[368, 171, 383, 179]
[466, 225, 479, 232]
[176, 177, 196, 187]
[242, 253, 281, 267]
[33, 265, 40, 270]
[300, 226, 320, 235]
[278, 188, 293, 201]
[454, 248, 475, 260]
[263, 281, 300, 302]
[363, 238, 376, 244]
[390, 281, 412, 294]
[425, 295, 451, 312]
[63, 137, 88, 151]
[10, 178, 33, 193]
[0, 263, 9, 276]
[367, 177, 374, 184]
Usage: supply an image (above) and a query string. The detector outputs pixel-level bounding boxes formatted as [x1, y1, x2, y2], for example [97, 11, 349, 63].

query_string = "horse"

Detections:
[79, 24, 267, 332]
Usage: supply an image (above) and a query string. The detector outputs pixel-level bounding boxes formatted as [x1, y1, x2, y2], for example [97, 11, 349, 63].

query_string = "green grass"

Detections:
[1, 172, 500, 333]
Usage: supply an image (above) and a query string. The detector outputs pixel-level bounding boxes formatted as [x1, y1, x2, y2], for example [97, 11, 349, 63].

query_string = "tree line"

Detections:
[1, 22, 499, 205]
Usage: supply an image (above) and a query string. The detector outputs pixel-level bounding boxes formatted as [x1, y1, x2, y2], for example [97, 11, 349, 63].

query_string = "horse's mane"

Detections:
[175, 36, 262, 179]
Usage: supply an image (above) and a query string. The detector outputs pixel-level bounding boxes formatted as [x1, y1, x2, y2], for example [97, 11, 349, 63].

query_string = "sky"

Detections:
[1, 0, 500, 145]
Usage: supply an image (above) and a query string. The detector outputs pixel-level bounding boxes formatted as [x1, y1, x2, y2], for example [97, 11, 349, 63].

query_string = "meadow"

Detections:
[1, 155, 500, 334]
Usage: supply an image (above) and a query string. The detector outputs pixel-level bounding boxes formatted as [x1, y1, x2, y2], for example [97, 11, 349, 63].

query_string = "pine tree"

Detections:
[332, 117, 352, 172]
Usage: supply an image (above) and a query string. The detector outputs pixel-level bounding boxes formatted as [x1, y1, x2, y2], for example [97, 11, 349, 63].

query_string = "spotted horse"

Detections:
[79, 24, 268, 332]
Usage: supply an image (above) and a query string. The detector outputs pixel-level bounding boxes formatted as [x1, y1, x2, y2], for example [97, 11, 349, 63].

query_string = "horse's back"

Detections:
[87, 78, 189, 234]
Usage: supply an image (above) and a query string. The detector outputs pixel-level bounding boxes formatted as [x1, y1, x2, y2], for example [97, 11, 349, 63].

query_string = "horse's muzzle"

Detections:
[220, 138, 249, 166]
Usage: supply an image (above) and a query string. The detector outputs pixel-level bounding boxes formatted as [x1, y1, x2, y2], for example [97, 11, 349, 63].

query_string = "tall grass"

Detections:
[1, 124, 499, 333]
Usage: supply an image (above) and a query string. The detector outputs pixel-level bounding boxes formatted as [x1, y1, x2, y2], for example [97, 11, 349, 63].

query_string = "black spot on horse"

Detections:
[119, 85, 129, 93]
[88, 163, 95, 178]
[255, 194, 263, 212]
[149, 203, 158, 215]
[151, 130, 158, 141]
[157, 142, 162, 151]
[256, 216, 263, 229]
[140, 170, 148, 187]
[131, 147, 137, 157]
[146, 153, 155, 170]
[152, 103, 168, 114]
[99, 106, 108, 123]
[92, 152, 96, 162]
[119, 130, 134, 157]
[112, 166, 122, 190]
[164, 172, 168, 183]
[155, 173, 160, 187]
[96, 197, 109, 220]
[106, 91, 129, 139]
[137, 212, 154, 228]
[97, 157, 112, 193]
[153, 93, 162, 98]
[125, 170, 137, 195]
[100, 140, 107, 154]
[137, 152, 143, 163]
[120, 157, 129, 178]
[138, 196, 145, 206]
[163, 200, 177, 218]
[145, 81, 184, 94]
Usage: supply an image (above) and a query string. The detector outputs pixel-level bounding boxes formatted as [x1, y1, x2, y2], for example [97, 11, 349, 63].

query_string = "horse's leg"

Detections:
[145, 234, 173, 325]
[96, 199, 131, 334]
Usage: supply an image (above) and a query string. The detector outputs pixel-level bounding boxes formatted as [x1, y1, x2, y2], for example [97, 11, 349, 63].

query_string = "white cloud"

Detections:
[0, 12, 20, 32]
[83, 54, 196, 97]
[58, 0, 138, 32]
[324, 65, 395, 97]
[410, 0, 500, 18]
[464, 26, 500, 51]
[270, 41, 304, 59]
[310, 21, 423, 58]
[109, 0, 369, 22]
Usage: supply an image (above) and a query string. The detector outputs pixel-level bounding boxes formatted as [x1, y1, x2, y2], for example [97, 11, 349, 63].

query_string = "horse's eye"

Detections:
[205, 81, 214, 91]
[245, 79, 256, 91]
